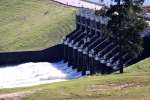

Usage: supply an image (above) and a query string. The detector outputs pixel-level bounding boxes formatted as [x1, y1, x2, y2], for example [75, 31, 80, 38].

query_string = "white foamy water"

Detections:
[0, 61, 82, 89]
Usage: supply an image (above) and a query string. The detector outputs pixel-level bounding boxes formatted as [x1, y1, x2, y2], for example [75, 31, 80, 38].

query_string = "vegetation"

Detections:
[106, 0, 147, 57]
[0, 0, 75, 52]
[0, 57, 149, 100]
[0, 0, 149, 100]
[96, 0, 148, 73]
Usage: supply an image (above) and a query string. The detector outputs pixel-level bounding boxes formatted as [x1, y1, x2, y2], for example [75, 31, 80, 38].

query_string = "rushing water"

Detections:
[89, 0, 150, 6]
[0, 61, 82, 89]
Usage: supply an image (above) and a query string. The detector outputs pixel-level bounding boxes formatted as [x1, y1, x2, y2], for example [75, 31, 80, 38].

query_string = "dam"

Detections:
[61, 8, 150, 75]
[0, 8, 149, 88]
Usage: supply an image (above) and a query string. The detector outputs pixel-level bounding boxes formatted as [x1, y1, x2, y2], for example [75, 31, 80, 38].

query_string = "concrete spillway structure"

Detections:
[0, 8, 149, 78]
[62, 8, 150, 75]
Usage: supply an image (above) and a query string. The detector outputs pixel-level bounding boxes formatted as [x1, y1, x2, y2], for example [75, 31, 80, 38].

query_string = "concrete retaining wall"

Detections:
[0, 37, 149, 67]
[0, 44, 63, 66]
[142, 36, 150, 58]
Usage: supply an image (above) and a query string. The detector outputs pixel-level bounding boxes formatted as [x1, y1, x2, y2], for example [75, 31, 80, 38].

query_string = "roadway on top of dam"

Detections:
[52, 0, 150, 9]
[52, 0, 102, 10]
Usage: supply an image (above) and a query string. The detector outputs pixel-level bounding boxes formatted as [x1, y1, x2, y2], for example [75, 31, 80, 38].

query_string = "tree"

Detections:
[96, 0, 148, 73]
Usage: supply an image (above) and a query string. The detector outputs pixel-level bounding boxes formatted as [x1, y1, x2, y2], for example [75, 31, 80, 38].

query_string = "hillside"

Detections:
[0, 0, 75, 52]
[22, 58, 150, 100]
[0, 0, 149, 100]
[0, 57, 149, 100]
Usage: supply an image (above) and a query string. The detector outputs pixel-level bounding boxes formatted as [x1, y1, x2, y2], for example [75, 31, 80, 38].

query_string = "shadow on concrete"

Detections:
[0, 44, 63, 66]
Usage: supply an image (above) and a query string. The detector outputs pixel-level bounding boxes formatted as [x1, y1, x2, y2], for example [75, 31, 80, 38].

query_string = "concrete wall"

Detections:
[0, 44, 63, 66]
[142, 36, 150, 58]
[0, 36, 149, 67]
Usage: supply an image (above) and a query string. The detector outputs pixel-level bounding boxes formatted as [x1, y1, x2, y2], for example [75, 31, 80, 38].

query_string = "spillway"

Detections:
[0, 61, 82, 89]
[61, 8, 150, 75]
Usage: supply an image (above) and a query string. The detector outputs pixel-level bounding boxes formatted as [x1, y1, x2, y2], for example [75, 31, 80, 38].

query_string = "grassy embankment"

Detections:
[0, 58, 149, 100]
[0, 0, 149, 100]
[0, 0, 75, 52]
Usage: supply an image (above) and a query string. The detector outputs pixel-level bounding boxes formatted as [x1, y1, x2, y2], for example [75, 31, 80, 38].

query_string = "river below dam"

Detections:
[0, 61, 82, 89]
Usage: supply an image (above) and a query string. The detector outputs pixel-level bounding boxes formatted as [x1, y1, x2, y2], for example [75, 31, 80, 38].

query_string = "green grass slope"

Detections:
[0, 58, 149, 100]
[0, 0, 75, 52]
[0, 0, 149, 99]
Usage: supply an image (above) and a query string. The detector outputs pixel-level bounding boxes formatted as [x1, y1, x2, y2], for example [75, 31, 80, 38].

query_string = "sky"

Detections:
[144, 0, 150, 6]
[89, 0, 150, 6]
